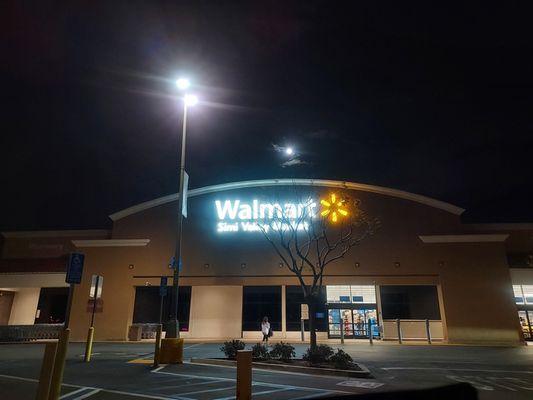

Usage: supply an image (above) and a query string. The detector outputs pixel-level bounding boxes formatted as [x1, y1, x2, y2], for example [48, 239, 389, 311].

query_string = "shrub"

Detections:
[251, 343, 270, 360]
[302, 344, 334, 364]
[269, 342, 296, 362]
[220, 339, 245, 359]
[330, 349, 354, 370]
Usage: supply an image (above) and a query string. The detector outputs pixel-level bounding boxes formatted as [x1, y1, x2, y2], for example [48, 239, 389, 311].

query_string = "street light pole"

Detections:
[167, 97, 192, 338]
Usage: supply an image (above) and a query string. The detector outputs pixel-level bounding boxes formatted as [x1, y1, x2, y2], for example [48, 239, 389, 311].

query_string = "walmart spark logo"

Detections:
[320, 194, 349, 223]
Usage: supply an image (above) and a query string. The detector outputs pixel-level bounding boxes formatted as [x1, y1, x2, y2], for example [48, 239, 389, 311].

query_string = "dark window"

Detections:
[380, 285, 441, 320]
[133, 286, 191, 331]
[286, 286, 327, 331]
[339, 296, 350, 302]
[242, 286, 281, 331]
[35, 287, 69, 324]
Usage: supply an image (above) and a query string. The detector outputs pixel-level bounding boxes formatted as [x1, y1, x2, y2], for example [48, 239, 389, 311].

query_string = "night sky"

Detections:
[2, 2, 533, 230]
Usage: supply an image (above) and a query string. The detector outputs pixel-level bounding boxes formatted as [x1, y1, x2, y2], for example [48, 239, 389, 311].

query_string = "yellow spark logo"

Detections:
[320, 193, 349, 223]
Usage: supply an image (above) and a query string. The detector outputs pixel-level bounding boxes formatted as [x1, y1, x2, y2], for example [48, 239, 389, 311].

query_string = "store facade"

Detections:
[0, 179, 529, 345]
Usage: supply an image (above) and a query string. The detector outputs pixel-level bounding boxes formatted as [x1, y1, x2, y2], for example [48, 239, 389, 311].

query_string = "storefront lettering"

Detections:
[214, 199, 316, 233]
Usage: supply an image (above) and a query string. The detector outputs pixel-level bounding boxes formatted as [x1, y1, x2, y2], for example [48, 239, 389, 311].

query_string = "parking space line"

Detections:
[477, 376, 517, 391]
[0, 374, 176, 400]
[250, 388, 293, 397]
[176, 385, 235, 396]
[60, 387, 92, 398]
[382, 367, 533, 374]
[289, 392, 331, 400]
[156, 379, 230, 390]
[71, 389, 102, 399]
[184, 343, 204, 350]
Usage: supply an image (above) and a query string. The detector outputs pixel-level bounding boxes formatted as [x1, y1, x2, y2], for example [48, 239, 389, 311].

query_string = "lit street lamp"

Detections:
[167, 78, 198, 339]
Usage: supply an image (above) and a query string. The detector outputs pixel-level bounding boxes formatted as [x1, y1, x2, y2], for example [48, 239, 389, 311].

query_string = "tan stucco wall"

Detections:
[511, 268, 533, 285]
[63, 187, 524, 344]
[8, 288, 40, 325]
[189, 286, 242, 339]
[0, 273, 68, 289]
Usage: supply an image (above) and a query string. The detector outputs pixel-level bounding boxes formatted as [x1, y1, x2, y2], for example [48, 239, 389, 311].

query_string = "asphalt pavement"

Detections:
[0, 341, 532, 399]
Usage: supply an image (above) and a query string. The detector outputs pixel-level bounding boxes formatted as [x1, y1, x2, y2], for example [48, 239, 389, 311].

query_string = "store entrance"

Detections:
[518, 310, 533, 340]
[328, 308, 379, 339]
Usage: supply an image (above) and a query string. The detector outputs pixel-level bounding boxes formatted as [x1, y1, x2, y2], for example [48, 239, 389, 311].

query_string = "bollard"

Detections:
[153, 324, 163, 367]
[236, 350, 252, 400]
[340, 320, 344, 345]
[396, 319, 402, 344]
[159, 338, 184, 364]
[300, 319, 305, 342]
[425, 319, 432, 344]
[36, 341, 58, 400]
[84, 327, 94, 362]
[368, 318, 373, 345]
[48, 329, 70, 400]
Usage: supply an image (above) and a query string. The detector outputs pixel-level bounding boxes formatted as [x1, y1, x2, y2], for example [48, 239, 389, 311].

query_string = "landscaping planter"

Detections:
[190, 357, 372, 378]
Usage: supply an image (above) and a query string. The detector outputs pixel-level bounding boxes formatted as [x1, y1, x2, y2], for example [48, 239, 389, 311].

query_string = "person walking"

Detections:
[261, 316, 271, 342]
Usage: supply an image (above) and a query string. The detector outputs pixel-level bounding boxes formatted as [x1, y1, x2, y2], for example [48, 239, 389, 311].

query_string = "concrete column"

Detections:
[9, 288, 40, 325]
[281, 285, 286, 338]
[375, 284, 384, 329]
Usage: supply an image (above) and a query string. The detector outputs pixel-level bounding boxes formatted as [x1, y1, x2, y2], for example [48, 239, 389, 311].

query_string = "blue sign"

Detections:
[160, 277, 168, 297]
[169, 256, 182, 271]
[66, 253, 85, 284]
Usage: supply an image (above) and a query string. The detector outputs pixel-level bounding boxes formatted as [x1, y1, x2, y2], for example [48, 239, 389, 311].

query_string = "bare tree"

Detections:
[257, 191, 379, 349]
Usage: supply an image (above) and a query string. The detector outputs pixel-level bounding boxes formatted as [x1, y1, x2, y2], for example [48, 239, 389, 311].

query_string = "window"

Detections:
[380, 285, 441, 320]
[286, 286, 327, 331]
[242, 286, 281, 331]
[523, 286, 533, 304]
[514, 285, 524, 304]
[326, 285, 376, 304]
[327, 286, 351, 303]
[351, 285, 377, 303]
[35, 287, 69, 324]
[513, 285, 533, 305]
[133, 286, 191, 331]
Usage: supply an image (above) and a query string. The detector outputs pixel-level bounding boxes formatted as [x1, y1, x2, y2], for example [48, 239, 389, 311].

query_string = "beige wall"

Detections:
[511, 268, 533, 285]
[0, 273, 68, 288]
[189, 286, 243, 339]
[62, 186, 525, 344]
[8, 288, 40, 325]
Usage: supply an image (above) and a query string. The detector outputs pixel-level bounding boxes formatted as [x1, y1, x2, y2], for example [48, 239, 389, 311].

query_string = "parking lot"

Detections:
[0, 341, 532, 399]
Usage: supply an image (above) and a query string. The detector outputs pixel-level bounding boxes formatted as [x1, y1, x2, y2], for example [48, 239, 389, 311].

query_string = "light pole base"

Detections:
[165, 320, 180, 339]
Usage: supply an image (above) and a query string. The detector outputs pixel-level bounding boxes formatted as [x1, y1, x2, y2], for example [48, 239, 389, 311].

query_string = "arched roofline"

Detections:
[109, 178, 465, 221]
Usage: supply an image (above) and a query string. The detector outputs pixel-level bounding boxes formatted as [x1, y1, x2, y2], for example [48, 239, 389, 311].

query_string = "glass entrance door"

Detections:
[328, 308, 379, 338]
[518, 310, 533, 340]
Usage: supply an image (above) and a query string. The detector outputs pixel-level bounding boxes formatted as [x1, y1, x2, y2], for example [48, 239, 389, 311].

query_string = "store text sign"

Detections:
[215, 199, 317, 233]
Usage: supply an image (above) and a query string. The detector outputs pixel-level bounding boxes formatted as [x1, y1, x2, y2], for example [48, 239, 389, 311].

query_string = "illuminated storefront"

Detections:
[0, 179, 529, 345]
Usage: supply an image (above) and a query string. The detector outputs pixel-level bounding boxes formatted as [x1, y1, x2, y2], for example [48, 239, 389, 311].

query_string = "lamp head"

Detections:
[184, 94, 199, 107]
[176, 78, 191, 90]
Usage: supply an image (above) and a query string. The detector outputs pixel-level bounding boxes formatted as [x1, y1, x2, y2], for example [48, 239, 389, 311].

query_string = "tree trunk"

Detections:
[307, 297, 318, 350]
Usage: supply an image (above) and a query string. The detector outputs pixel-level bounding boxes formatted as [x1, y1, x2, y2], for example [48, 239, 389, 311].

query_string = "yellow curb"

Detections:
[127, 358, 154, 364]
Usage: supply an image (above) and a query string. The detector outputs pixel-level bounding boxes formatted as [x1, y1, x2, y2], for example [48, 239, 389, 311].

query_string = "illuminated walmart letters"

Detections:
[215, 199, 317, 233]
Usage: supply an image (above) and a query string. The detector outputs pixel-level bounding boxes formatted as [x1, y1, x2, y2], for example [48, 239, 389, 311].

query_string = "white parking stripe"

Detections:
[71, 389, 101, 400]
[383, 367, 533, 374]
[176, 385, 234, 396]
[213, 388, 291, 400]
[60, 387, 91, 399]
[477, 376, 517, 391]
[184, 343, 204, 349]
[0, 374, 176, 400]
[290, 392, 331, 400]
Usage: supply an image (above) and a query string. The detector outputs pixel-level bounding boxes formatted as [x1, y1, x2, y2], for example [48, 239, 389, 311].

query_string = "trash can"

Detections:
[128, 325, 142, 341]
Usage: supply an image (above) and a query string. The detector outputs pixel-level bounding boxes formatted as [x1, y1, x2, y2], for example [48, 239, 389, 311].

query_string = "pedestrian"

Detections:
[261, 316, 270, 342]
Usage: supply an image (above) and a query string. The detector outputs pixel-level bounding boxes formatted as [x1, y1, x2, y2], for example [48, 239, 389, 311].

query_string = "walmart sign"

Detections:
[214, 199, 317, 233]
